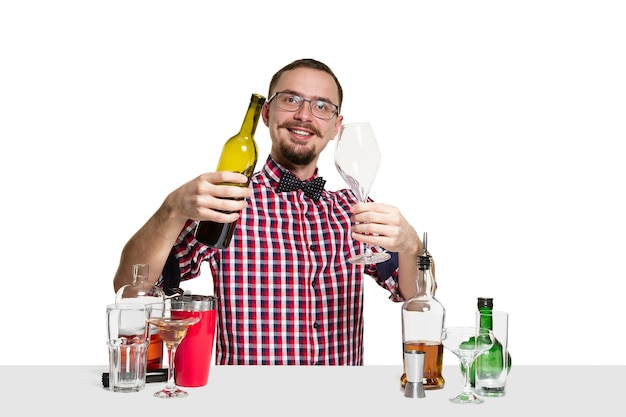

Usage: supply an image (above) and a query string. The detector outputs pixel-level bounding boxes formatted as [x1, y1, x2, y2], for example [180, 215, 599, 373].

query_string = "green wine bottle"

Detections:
[464, 297, 512, 387]
[195, 93, 266, 248]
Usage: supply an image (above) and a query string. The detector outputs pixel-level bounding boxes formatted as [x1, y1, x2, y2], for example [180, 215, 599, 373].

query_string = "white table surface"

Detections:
[1, 364, 622, 415]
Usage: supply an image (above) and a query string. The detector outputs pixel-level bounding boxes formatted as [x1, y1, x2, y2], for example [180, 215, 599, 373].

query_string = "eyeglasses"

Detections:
[268, 91, 339, 120]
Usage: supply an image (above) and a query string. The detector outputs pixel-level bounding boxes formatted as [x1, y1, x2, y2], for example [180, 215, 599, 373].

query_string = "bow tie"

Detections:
[276, 171, 326, 201]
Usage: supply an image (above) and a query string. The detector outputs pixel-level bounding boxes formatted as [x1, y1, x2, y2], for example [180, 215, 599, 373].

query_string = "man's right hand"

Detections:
[164, 171, 252, 224]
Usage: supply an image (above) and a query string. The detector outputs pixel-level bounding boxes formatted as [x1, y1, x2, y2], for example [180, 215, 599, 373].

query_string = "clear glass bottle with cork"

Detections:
[400, 232, 446, 390]
[115, 263, 166, 370]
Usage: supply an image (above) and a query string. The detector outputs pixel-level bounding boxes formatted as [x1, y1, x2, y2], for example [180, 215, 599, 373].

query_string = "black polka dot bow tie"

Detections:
[276, 171, 326, 201]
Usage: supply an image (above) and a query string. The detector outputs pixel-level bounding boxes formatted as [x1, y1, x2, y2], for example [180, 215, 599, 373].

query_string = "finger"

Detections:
[200, 210, 242, 224]
[351, 201, 394, 213]
[211, 184, 252, 200]
[351, 210, 392, 226]
[195, 197, 248, 222]
[204, 171, 250, 185]
[351, 221, 390, 237]
[351, 230, 393, 248]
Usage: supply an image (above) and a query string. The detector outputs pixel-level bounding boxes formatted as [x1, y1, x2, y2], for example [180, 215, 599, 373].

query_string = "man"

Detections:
[113, 58, 422, 365]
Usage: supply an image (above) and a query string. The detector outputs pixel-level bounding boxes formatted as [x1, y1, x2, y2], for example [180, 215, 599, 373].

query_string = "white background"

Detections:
[1, 1, 624, 366]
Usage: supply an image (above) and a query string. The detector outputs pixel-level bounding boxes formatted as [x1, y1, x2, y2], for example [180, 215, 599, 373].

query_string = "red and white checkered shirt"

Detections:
[162, 156, 403, 365]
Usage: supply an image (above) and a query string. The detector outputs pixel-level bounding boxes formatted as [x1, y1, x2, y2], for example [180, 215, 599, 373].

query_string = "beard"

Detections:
[278, 141, 316, 165]
[276, 121, 321, 165]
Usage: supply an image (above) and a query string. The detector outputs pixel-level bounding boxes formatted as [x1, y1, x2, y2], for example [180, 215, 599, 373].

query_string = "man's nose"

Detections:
[293, 102, 313, 121]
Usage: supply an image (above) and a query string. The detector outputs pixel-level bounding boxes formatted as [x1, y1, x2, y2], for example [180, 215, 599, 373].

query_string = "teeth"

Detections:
[292, 129, 311, 136]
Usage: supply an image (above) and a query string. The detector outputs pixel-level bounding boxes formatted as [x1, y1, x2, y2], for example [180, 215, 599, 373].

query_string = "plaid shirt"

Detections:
[162, 156, 403, 365]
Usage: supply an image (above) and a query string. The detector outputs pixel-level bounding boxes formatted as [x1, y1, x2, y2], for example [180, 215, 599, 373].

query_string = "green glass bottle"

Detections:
[195, 93, 266, 248]
[465, 297, 512, 387]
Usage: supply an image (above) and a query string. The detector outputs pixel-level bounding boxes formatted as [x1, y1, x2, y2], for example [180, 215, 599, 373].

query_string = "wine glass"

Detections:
[147, 302, 200, 398]
[334, 122, 391, 265]
[441, 326, 495, 405]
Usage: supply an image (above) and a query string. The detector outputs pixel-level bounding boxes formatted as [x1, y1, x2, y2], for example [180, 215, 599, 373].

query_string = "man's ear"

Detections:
[261, 101, 270, 127]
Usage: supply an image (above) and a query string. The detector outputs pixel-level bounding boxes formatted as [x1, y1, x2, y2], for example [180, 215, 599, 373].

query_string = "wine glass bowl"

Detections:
[442, 326, 495, 405]
[147, 302, 200, 399]
[334, 122, 391, 265]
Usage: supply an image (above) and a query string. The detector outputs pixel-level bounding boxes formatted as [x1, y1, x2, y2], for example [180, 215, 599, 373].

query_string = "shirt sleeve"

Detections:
[156, 219, 214, 288]
[158, 247, 182, 290]
[366, 252, 405, 302]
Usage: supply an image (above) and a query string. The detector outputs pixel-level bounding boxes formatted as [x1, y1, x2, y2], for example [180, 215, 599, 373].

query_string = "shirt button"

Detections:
[309, 244, 316, 250]
[311, 280, 317, 288]
[313, 322, 319, 329]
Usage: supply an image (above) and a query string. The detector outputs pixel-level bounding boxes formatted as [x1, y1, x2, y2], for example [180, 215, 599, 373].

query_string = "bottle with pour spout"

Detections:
[195, 93, 266, 249]
[115, 263, 166, 370]
[400, 232, 446, 390]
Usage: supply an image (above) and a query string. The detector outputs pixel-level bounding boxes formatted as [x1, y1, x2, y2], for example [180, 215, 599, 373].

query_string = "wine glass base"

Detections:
[348, 251, 391, 265]
[449, 392, 484, 405]
[154, 387, 189, 399]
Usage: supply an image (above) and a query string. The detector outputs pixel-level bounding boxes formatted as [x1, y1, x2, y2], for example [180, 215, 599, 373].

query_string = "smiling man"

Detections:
[113, 58, 423, 365]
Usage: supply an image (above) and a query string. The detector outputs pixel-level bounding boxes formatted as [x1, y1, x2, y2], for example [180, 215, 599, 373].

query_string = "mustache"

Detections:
[279, 122, 321, 138]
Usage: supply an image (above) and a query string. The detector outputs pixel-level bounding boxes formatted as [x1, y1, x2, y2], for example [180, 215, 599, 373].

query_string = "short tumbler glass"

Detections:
[106, 303, 151, 393]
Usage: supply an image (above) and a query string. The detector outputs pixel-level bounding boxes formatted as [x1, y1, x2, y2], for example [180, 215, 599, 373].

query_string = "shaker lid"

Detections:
[171, 293, 218, 311]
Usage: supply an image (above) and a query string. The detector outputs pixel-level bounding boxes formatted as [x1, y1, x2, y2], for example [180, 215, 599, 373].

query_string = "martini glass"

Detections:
[442, 326, 495, 405]
[147, 303, 200, 399]
[334, 122, 391, 265]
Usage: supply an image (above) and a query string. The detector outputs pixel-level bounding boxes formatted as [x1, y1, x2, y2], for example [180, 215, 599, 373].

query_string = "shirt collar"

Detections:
[262, 155, 322, 190]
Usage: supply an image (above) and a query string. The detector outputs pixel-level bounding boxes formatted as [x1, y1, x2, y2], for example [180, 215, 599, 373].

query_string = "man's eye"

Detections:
[314, 101, 328, 111]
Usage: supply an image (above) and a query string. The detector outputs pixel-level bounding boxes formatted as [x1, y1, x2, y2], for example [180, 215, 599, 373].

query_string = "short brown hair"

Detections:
[268, 58, 343, 113]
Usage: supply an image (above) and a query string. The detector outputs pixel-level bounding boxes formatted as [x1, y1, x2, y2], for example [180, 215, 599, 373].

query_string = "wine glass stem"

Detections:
[165, 345, 177, 391]
[462, 359, 473, 395]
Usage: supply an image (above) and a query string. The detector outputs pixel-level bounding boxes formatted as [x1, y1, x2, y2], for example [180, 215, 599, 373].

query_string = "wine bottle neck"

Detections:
[238, 94, 265, 138]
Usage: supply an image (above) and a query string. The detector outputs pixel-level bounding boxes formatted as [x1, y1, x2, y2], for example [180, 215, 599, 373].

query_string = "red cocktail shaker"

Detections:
[171, 294, 217, 387]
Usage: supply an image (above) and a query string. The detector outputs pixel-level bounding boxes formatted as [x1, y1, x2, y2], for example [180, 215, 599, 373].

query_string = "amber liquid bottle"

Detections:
[195, 93, 266, 248]
[400, 232, 446, 390]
